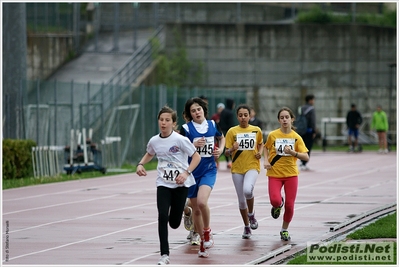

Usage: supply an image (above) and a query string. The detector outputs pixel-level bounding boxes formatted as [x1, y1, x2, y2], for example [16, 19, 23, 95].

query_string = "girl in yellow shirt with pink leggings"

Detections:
[264, 107, 309, 241]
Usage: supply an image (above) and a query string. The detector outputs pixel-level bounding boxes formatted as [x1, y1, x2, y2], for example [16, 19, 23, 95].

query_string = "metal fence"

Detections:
[26, 3, 75, 33]
[23, 81, 247, 170]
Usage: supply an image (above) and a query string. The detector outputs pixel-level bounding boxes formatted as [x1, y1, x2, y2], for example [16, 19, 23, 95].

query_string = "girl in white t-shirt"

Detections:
[136, 105, 201, 265]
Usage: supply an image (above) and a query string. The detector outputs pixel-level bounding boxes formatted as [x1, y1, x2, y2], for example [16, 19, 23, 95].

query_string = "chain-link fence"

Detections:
[21, 78, 396, 172]
[21, 80, 247, 170]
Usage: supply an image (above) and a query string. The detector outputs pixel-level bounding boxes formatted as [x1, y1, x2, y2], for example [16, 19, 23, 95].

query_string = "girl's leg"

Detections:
[282, 176, 298, 228]
[232, 173, 248, 225]
[243, 170, 259, 213]
[169, 186, 188, 229]
[190, 197, 203, 235]
[157, 186, 172, 256]
[268, 177, 284, 208]
[197, 184, 212, 229]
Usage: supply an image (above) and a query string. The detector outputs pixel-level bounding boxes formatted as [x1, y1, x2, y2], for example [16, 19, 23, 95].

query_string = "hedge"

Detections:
[2, 139, 37, 180]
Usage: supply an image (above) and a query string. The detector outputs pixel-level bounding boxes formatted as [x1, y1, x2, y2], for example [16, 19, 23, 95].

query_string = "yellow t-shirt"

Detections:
[264, 128, 308, 178]
[225, 125, 263, 174]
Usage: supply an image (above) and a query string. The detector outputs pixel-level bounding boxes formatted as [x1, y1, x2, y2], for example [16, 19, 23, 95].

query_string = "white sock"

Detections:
[281, 228, 287, 232]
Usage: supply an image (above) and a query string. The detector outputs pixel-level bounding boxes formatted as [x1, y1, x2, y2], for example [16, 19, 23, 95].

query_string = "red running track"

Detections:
[2, 151, 397, 266]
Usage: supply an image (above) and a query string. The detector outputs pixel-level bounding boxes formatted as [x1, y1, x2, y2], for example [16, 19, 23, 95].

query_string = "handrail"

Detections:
[79, 25, 165, 132]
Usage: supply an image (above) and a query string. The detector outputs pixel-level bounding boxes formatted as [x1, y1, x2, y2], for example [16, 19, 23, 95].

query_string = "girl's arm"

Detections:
[175, 151, 201, 185]
[213, 135, 226, 158]
[263, 148, 271, 170]
[283, 145, 309, 162]
[136, 152, 154, 176]
[255, 142, 263, 160]
[225, 141, 238, 157]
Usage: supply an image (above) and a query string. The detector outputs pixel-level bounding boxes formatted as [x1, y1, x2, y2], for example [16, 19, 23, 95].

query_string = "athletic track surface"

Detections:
[2, 151, 397, 266]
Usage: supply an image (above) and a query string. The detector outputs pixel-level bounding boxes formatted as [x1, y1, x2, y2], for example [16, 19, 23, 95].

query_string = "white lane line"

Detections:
[3, 188, 155, 215]
[5, 201, 156, 234]
[3, 156, 396, 263]
[3, 179, 138, 202]
[5, 221, 158, 262]
[299, 163, 396, 189]
[121, 176, 396, 264]
[5, 178, 394, 263]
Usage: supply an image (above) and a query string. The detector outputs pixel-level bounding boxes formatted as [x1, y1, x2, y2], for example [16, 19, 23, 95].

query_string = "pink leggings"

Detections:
[268, 176, 298, 223]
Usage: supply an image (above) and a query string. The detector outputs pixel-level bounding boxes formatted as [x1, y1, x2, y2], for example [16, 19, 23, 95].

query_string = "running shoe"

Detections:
[183, 206, 193, 231]
[242, 226, 252, 239]
[248, 212, 258, 230]
[280, 230, 291, 241]
[203, 228, 214, 249]
[191, 232, 201, 246]
[198, 240, 209, 258]
[187, 229, 194, 240]
[157, 254, 170, 265]
[271, 197, 284, 219]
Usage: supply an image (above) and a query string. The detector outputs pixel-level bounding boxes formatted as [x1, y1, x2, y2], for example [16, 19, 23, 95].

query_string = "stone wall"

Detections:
[165, 23, 396, 141]
[27, 34, 75, 81]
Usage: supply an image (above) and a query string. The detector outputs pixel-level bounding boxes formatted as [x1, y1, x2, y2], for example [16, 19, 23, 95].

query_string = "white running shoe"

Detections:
[242, 226, 252, 239]
[248, 212, 258, 230]
[198, 240, 209, 258]
[190, 232, 201, 246]
[157, 254, 170, 265]
[183, 206, 193, 231]
[203, 228, 214, 249]
[187, 229, 194, 240]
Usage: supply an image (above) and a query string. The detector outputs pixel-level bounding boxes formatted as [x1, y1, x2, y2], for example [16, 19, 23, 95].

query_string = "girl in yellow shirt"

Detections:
[264, 107, 309, 241]
[225, 104, 263, 239]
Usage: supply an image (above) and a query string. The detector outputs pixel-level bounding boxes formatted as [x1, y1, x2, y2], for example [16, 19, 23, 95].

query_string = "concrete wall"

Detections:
[27, 34, 75, 81]
[165, 23, 396, 141]
[98, 3, 290, 31]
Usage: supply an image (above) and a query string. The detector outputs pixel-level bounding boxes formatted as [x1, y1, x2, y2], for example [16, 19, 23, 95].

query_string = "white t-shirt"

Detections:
[147, 131, 197, 188]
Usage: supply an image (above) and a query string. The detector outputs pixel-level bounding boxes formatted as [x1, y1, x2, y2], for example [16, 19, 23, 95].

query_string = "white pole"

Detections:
[82, 128, 88, 165]
[32, 147, 37, 178]
[43, 146, 49, 177]
[70, 129, 74, 166]
[38, 146, 43, 178]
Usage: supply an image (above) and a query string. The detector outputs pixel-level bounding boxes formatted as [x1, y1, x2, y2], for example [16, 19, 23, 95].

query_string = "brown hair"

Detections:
[184, 97, 208, 121]
[158, 105, 177, 122]
[277, 107, 297, 131]
[235, 104, 251, 115]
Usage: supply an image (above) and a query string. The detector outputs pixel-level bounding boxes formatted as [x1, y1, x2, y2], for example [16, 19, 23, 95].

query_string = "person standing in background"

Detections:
[346, 103, 363, 153]
[299, 94, 316, 171]
[211, 103, 225, 124]
[249, 107, 263, 130]
[371, 105, 389, 154]
[211, 103, 225, 169]
[219, 98, 235, 169]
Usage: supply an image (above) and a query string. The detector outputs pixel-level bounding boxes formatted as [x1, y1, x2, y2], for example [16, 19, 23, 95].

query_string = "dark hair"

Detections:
[235, 104, 251, 115]
[184, 97, 208, 121]
[225, 98, 235, 109]
[199, 95, 208, 102]
[158, 105, 177, 122]
[351, 103, 356, 108]
[277, 107, 296, 131]
[305, 94, 315, 103]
